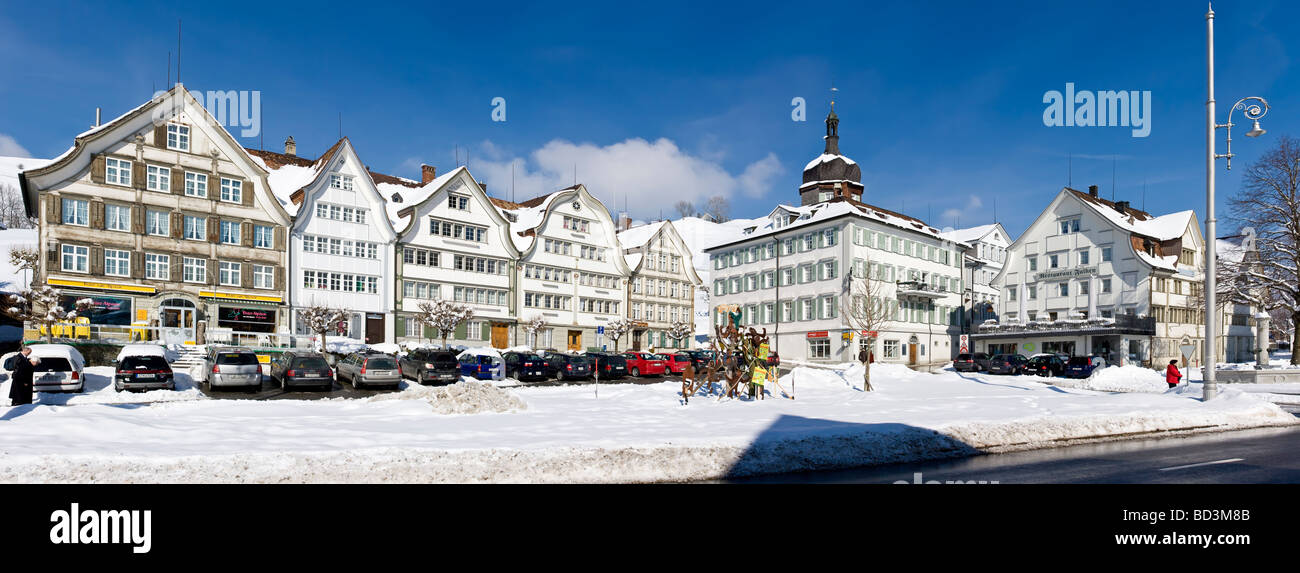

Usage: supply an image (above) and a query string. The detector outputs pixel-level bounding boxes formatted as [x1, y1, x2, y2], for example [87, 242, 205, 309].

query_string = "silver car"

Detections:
[204, 347, 263, 392]
[336, 352, 401, 389]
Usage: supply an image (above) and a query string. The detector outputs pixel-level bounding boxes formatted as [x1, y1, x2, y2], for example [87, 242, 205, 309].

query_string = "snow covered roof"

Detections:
[940, 223, 1000, 244]
[379, 166, 466, 229]
[247, 153, 319, 217]
[616, 221, 666, 250]
[705, 197, 953, 252]
[802, 153, 856, 171]
[0, 156, 52, 193]
[1068, 188, 1193, 241]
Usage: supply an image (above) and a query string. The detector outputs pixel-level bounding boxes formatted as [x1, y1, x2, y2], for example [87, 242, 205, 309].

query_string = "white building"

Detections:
[941, 223, 1009, 328]
[705, 109, 967, 365]
[497, 184, 632, 351]
[252, 138, 399, 344]
[978, 185, 1254, 366]
[617, 220, 702, 350]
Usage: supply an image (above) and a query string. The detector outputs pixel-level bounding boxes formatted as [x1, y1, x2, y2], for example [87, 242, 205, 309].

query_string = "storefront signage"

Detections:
[60, 295, 133, 326]
[806, 331, 829, 339]
[221, 307, 273, 323]
[48, 278, 155, 294]
[1034, 267, 1096, 282]
[199, 291, 283, 303]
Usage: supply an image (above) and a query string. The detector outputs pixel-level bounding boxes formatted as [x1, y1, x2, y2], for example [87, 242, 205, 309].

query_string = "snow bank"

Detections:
[0, 366, 205, 407]
[371, 381, 527, 415]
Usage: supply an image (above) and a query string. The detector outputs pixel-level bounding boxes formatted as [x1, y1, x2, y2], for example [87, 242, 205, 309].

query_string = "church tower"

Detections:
[800, 104, 864, 206]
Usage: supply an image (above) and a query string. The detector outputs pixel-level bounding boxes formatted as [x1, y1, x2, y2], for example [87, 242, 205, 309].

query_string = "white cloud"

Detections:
[470, 138, 783, 217]
[0, 134, 30, 158]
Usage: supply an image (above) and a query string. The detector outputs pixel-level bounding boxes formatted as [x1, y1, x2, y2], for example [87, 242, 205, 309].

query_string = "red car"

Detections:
[663, 353, 693, 375]
[622, 351, 667, 377]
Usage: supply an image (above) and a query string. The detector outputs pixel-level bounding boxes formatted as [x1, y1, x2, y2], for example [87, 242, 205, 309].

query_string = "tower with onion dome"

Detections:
[800, 103, 864, 206]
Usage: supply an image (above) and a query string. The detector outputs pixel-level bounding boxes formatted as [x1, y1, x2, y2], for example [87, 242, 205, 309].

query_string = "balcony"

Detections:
[971, 314, 1156, 339]
[895, 280, 949, 299]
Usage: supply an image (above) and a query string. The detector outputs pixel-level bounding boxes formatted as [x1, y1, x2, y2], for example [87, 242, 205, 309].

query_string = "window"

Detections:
[1027, 257, 1038, 271]
[1079, 280, 1090, 295]
[1008, 286, 1017, 301]
[430, 219, 488, 242]
[105, 204, 130, 231]
[1102, 247, 1113, 262]
[253, 265, 274, 289]
[146, 210, 169, 236]
[185, 173, 207, 198]
[61, 198, 89, 226]
[562, 216, 590, 233]
[1028, 285, 1038, 300]
[1059, 219, 1080, 234]
[883, 340, 900, 359]
[166, 124, 190, 151]
[61, 245, 88, 273]
[448, 194, 469, 210]
[220, 178, 242, 203]
[1058, 282, 1069, 297]
[146, 165, 170, 192]
[220, 221, 241, 245]
[330, 174, 354, 191]
[809, 339, 831, 359]
[103, 249, 130, 277]
[801, 299, 815, 321]
[1049, 254, 1059, 269]
[183, 257, 206, 283]
[254, 225, 273, 248]
[105, 158, 131, 186]
[1079, 249, 1090, 265]
[219, 262, 241, 286]
[184, 216, 205, 240]
[1101, 278, 1113, 293]
[404, 319, 420, 338]
[145, 254, 169, 280]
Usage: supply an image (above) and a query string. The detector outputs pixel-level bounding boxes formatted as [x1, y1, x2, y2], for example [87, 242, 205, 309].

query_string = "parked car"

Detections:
[1064, 356, 1107, 379]
[270, 351, 335, 391]
[204, 347, 263, 392]
[399, 348, 461, 385]
[663, 353, 693, 375]
[985, 354, 1029, 375]
[585, 352, 628, 379]
[114, 345, 175, 392]
[953, 353, 991, 372]
[1023, 354, 1067, 377]
[622, 351, 667, 377]
[28, 344, 86, 393]
[548, 353, 592, 381]
[459, 352, 505, 381]
[336, 352, 401, 389]
[502, 351, 550, 381]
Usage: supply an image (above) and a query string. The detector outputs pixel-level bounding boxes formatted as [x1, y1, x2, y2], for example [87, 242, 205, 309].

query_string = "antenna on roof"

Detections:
[176, 19, 181, 85]
[1067, 151, 1072, 187]
[993, 196, 997, 224]
[573, 163, 577, 185]
[1111, 154, 1116, 201]
[338, 112, 342, 139]
[1142, 178, 1147, 212]
[511, 160, 516, 202]
[167, 51, 171, 88]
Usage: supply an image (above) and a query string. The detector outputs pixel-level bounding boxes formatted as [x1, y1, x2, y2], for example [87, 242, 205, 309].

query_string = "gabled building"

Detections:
[979, 185, 1254, 366]
[941, 223, 1010, 329]
[249, 137, 400, 344]
[617, 220, 702, 350]
[705, 109, 968, 365]
[20, 85, 292, 345]
[498, 184, 632, 351]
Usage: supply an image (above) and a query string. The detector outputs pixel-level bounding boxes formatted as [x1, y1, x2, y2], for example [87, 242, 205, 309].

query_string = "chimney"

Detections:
[95, 107, 101, 128]
[1088, 185, 1099, 198]
[618, 212, 632, 231]
[481, 183, 488, 193]
[284, 136, 296, 156]
[421, 164, 437, 184]
[1114, 200, 1130, 214]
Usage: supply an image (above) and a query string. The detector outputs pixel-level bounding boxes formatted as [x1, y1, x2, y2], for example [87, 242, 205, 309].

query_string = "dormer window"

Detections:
[1059, 218, 1080, 234]
[167, 123, 190, 151]
[330, 174, 354, 191]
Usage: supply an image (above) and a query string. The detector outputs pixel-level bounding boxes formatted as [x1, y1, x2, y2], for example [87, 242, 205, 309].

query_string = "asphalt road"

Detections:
[724, 424, 1300, 484]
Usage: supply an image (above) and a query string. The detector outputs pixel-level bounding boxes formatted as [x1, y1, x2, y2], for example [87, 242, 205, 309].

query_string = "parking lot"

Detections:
[197, 371, 690, 400]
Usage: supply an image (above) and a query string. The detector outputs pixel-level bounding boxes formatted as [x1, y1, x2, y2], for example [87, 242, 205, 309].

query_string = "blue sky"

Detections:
[0, 0, 1295, 239]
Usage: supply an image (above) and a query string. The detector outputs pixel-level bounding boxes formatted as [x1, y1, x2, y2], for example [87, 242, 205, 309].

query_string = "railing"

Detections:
[895, 281, 949, 295]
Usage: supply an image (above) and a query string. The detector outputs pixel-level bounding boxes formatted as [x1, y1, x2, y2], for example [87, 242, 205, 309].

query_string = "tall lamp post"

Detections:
[1205, 4, 1270, 400]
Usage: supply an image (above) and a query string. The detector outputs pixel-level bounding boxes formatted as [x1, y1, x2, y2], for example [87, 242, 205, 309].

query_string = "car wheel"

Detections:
[556, 370, 566, 381]
[631, 367, 640, 377]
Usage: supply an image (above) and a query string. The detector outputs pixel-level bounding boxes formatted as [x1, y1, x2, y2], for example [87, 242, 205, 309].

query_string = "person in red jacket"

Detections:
[1165, 360, 1182, 388]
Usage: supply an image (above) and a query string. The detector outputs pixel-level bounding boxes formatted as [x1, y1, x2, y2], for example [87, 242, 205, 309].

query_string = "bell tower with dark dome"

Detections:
[800, 104, 864, 206]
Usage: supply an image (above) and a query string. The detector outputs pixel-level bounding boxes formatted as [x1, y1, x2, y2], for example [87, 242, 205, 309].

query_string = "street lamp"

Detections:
[1204, 5, 1271, 400]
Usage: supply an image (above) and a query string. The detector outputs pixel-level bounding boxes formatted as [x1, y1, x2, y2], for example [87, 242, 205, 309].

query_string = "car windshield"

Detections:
[32, 357, 72, 372]
[365, 357, 397, 369]
[120, 356, 170, 370]
[956, 354, 973, 360]
[217, 353, 259, 365]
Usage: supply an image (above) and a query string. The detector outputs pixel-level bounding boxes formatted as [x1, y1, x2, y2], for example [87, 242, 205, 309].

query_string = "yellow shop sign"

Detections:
[199, 290, 283, 303]
[47, 278, 156, 294]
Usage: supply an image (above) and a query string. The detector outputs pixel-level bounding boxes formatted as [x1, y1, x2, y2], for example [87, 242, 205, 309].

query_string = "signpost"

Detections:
[959, 334, 970, 354]
[595, 326, 604, 398]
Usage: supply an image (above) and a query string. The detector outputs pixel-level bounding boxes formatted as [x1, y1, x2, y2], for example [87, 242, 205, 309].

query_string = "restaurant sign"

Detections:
[1034, 266, 1096, 282]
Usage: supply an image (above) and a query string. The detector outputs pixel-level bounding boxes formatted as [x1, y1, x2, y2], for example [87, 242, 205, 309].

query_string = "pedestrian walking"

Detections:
[1165, 359, 1182, 389]
[7, 346, 37, 406]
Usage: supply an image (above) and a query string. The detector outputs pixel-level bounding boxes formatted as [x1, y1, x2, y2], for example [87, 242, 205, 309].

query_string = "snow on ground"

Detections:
[0, 361, 1293, 483]
[0, 366, 204, 406]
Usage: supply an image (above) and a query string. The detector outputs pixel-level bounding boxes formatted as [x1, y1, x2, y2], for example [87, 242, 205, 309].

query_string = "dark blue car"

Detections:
[458, 353, 504, 380]
[1064, 356, 1106, 378]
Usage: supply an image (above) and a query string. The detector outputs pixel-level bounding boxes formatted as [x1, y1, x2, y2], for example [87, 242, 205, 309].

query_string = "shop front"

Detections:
[200, 290, 284, 346]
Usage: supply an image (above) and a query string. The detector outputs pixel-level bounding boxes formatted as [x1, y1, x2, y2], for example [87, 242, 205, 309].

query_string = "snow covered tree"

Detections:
[704, 195, 730, 222]
[1227, 135, 1300, 364]
[415, 299, 474, 349]
[6, 285, 92, 343]
[522, 314, 548, 348]
[841, 260, 891, 391]
[666, 319, 693, 348]
[605, 318, 631, 351]
[7, 245, 37, 290]
[299, 304, 348, 352]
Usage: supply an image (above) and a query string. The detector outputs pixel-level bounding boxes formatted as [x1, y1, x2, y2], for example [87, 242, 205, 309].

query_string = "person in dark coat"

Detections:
[1165, 359, 1182, 389]
[8, 347, 36, 406]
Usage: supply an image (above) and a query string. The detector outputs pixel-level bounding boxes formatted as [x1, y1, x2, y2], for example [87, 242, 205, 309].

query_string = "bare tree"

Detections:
[415, 299, 474, 349]
[9, 245, 38, 290]
[605, 318, 631, 351]
[6, 285, 92, 343]
[1227, 135, 1300, 364]
[673, 200, 694, 218]
[666, 319, 694, 349]
[522, 315, 548, 348]
[298, 304, 348, 352]
[841, 261, 891, 391]
[0, 183, 35, 229]
[703, 195, 730, 222]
